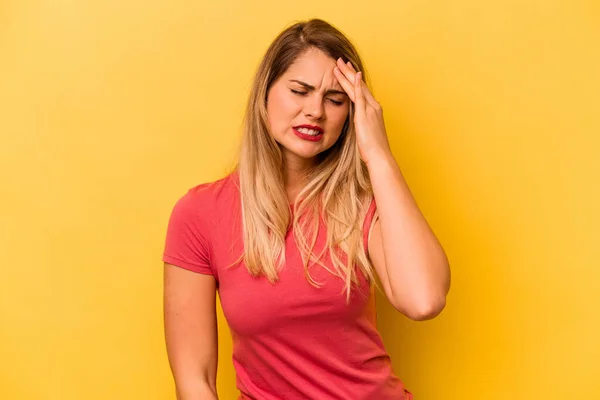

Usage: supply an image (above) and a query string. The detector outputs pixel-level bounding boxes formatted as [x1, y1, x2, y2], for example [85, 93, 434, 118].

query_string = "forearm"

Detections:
[176, 381, 218, 400]
[368, 152, 450, 316]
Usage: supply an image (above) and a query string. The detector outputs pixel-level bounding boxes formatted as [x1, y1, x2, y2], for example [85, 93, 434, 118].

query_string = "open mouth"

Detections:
[293, 125, 324, 142]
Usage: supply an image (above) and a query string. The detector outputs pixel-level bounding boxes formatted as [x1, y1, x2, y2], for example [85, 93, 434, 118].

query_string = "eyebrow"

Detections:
[289, 80, 347, 96]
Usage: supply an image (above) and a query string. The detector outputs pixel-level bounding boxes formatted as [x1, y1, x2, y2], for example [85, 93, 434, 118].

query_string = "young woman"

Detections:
[163, 18, 450, 400]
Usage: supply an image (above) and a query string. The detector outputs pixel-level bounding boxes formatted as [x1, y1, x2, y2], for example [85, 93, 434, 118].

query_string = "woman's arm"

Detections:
[332, 59, 450, 321]
[367, 156, 451, 321]
[164, 263, 219, 400]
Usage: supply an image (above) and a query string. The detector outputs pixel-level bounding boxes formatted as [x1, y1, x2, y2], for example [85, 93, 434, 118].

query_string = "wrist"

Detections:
[365, 150, 396, 170]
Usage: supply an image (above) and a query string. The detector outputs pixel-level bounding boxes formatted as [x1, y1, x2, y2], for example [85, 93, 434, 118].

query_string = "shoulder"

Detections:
[174, 170, 240, 214]
[178, 172, 238, 208]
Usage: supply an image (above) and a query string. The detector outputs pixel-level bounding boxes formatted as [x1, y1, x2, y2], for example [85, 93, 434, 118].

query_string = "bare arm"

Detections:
[367, 155, 451, 321]
[331, 59, 450, 321]
[163, 263, 218, 400]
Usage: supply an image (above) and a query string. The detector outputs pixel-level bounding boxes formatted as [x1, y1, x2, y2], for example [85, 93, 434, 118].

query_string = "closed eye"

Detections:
[290, 89, 344, 106]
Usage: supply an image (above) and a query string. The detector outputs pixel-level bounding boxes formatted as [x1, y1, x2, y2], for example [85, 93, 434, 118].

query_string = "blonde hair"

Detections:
[232, 19, 378, 301]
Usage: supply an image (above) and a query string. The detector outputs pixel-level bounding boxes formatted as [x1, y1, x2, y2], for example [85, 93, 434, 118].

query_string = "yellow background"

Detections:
[1, 1, 599, 399]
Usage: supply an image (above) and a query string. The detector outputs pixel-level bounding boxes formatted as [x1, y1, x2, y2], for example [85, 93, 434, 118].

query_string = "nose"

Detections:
[303, 95, 325, 120]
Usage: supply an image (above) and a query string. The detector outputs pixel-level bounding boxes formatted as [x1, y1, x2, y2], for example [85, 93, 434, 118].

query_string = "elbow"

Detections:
[395, 294, 447, 321]
[403, 262, 451, 321]
[387, 261, 451, 321]
[409, 297, 446, 321]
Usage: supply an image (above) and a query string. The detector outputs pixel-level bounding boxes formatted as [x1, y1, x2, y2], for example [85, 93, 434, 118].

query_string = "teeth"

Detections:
[297, 127, 321, 136]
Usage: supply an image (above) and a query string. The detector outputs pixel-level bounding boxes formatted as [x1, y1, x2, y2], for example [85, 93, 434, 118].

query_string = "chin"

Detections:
[290, 148, 322, 160]
[277, 139, 319, 156]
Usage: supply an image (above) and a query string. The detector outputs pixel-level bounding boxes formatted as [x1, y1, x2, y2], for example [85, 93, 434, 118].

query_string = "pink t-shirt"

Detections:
[163, 171, 412, 399]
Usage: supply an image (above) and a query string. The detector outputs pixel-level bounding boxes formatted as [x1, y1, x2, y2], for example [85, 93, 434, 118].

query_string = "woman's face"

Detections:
[266, 48, 350, 165]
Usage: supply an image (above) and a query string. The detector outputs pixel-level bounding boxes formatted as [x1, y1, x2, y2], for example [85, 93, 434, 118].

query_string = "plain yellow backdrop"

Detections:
[1, 1, 599, 399]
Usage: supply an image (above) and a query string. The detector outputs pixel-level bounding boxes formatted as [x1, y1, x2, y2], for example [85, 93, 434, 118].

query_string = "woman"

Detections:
[163, 18, 450, 400]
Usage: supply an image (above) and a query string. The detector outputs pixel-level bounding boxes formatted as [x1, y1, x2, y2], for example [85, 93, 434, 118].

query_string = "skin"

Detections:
[266, 48, 350, 202]
[267, 48, 451, 320]
[333, 57, 451, 321]
[164, 47, 451, 400]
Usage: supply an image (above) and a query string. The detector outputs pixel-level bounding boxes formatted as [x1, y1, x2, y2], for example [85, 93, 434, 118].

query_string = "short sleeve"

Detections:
[362, 196, 378, 257]
[162, 191, 214, 276]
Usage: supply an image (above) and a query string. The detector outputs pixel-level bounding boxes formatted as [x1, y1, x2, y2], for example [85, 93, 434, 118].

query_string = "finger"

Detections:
[346, 61, 379, 107]
[344, 61, 378, 107]
[354, 71, 366, 111]
[336, 58, 357, 84]
[333, 66, 355, 102]
[360, 80, 380, 109]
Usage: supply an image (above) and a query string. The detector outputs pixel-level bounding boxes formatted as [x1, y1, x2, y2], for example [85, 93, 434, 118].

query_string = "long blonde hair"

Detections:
[232, 19, 378, 301]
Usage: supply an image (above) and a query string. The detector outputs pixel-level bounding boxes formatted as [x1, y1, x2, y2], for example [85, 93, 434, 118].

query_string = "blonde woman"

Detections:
[162, 19, 450, 400]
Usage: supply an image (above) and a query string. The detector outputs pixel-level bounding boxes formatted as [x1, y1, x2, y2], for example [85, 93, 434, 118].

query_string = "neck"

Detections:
[282, 153, 316, 204]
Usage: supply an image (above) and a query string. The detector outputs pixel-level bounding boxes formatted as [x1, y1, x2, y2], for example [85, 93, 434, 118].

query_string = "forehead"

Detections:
[283, 49, 342, 90]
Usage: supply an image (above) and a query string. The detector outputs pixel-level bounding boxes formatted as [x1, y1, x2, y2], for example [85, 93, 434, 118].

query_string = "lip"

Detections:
[293, 124, 324, 134]
[292, 125, 324, 142]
